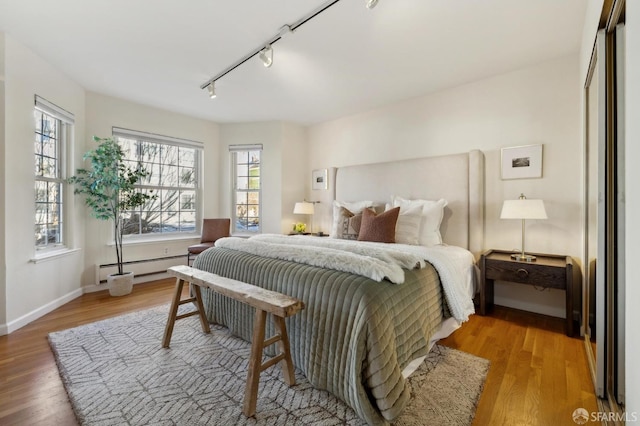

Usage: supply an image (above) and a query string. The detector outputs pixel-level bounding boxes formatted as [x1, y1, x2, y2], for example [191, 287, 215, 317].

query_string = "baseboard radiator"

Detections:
[95, 255, 187, 285]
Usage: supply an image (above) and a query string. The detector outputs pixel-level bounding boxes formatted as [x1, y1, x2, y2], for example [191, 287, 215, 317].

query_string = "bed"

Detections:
[193, 150, 485, 425]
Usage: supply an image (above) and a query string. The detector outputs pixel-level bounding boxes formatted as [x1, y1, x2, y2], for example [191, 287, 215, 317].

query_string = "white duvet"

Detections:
[214, 234, 476, 322]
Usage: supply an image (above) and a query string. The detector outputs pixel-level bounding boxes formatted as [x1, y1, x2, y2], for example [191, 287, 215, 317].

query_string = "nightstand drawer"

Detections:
[484, 259, 566, 289]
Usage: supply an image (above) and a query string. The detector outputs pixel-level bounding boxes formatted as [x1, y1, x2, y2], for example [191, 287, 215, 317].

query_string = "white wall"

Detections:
[83, 92, 220, 287]
[2, 35, 86, 332]
[281, 124, 310, 232]
[219, 122, 307, 235]
[625, 0, 639, 417]
[308, 55, 581, 318]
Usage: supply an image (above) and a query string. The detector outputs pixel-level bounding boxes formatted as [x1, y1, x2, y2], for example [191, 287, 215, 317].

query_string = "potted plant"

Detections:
[69, 136, 156, 296]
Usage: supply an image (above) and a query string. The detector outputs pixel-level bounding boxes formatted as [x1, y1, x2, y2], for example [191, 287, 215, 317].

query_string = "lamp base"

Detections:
[511, 253, 537, 262]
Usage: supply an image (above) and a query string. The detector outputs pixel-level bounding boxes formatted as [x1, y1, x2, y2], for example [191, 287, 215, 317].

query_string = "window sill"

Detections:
[109, 233, 201, 247]
[30, 247, 81, 264]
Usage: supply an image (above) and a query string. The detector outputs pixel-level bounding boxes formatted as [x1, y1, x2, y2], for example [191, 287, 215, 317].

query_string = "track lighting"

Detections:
[366, 0, 379, 9]
[207, 82, 216, 99]
[201, 0, 361, 98]
[259, 45, 273, 68]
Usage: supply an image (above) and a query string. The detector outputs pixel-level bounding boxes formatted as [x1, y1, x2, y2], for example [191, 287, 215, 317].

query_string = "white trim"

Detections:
[112, 127, 204, 149]
[0, 287, 83, 335]
[34, 95, 75, 124]
[30, 247, 81, 263]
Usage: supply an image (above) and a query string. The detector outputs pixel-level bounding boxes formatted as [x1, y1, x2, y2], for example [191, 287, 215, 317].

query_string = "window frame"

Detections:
[230, 144, 262, 236]
[34, 96, 73, 253]
[112, 127, 203, 242]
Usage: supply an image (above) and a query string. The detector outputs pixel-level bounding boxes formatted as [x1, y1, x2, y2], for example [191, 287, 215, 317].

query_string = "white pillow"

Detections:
[331, 200, 373, 237]
[385, 204, 422, 245]
[392, 196, 448, 246]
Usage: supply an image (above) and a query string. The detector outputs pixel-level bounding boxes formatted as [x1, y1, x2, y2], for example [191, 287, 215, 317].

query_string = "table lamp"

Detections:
[500, 193, 547, 262]
[293, 201, 315, 234]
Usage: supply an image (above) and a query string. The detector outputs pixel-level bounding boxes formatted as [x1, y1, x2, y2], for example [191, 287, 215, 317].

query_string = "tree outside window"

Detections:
[34, 109, 64, 248]
[115, 133, 200, 236]
[232, 148, 261, 234]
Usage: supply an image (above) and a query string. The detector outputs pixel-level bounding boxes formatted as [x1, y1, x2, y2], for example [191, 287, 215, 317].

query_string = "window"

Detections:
[112, 128, 203, 237]
[34, 96, 73, 250]
[230, 145, 262, 234]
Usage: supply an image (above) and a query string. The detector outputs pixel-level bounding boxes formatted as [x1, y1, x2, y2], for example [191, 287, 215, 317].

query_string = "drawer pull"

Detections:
[517, 268, 529, 278]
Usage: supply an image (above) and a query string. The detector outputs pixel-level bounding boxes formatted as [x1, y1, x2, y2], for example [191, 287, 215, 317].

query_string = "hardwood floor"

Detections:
[441, 306, 599, 426]
[0, 279, 598, 425]
[0, 278, 188, 426]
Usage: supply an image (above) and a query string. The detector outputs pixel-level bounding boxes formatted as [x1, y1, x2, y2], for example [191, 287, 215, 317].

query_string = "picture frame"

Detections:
[501, 144, 543, 180]
[312, 168, 328, 190]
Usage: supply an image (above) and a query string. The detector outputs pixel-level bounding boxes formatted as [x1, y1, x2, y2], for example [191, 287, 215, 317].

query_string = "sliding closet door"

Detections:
[594, 29, 607, 399]
[614, 22, 625, 406]
[584, 1, 625, 409]
[584, 26, 605, 398]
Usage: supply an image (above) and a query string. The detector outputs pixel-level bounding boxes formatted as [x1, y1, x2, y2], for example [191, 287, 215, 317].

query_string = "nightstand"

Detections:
[479, 249, 580, 337]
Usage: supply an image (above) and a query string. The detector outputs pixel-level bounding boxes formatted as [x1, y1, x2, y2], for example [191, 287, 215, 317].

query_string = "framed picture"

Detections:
[312, 168, 328, 190]
[501, 144, 543, 180]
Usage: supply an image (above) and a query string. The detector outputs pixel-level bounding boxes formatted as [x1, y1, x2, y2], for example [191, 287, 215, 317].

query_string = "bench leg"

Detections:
[192, 284, 211, 334]
[243, 308, 267, 417]
[273, 316, 295, 386]
[162, 279, 211, 349]
[162, 278, 185, 348]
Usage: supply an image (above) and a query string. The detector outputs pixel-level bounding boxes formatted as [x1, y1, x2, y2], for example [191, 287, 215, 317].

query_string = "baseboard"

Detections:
[1, 287, 84, 335]
[0, 273, 175, 335]
[82, 271, 172, 293]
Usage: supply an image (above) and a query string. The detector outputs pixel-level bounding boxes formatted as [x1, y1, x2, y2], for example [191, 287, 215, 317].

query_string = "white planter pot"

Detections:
[107, 272, 134, 296]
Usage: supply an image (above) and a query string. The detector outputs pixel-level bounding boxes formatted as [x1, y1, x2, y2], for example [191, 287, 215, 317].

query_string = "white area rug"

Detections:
[48, 305, 489, 425]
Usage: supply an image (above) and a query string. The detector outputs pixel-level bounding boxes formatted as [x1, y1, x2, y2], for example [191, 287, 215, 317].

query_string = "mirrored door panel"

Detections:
[584, 28, 606, 398]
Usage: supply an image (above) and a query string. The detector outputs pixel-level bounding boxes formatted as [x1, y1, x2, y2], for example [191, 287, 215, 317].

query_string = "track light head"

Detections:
[279, 25, 292, 38]
[366, 0, 379, 9]
[207, 82, 216, 99]
[259, 45, 273, 68]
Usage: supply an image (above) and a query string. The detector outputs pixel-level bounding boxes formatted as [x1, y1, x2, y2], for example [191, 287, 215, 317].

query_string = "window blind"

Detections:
[34, 95, 75, 124]
[112, 127, 204, 150]
[228, 144, 263, 152]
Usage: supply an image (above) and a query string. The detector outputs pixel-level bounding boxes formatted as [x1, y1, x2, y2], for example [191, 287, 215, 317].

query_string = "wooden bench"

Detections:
[163, 265, 305, 417]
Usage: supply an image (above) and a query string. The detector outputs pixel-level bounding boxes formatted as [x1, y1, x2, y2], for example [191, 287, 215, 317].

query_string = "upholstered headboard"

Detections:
[333, 150, 485, 257]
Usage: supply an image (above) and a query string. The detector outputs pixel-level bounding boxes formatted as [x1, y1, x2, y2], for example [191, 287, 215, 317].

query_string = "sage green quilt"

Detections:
[194, 247, 446, 425]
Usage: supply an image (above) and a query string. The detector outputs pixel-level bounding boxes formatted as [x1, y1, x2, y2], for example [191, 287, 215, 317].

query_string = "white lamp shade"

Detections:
[293, 202, 315, 215]
[500, 199, 547, 220]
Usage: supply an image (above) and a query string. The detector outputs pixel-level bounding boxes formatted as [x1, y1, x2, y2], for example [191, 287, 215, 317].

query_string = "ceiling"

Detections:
[0, 0, 587, 125]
